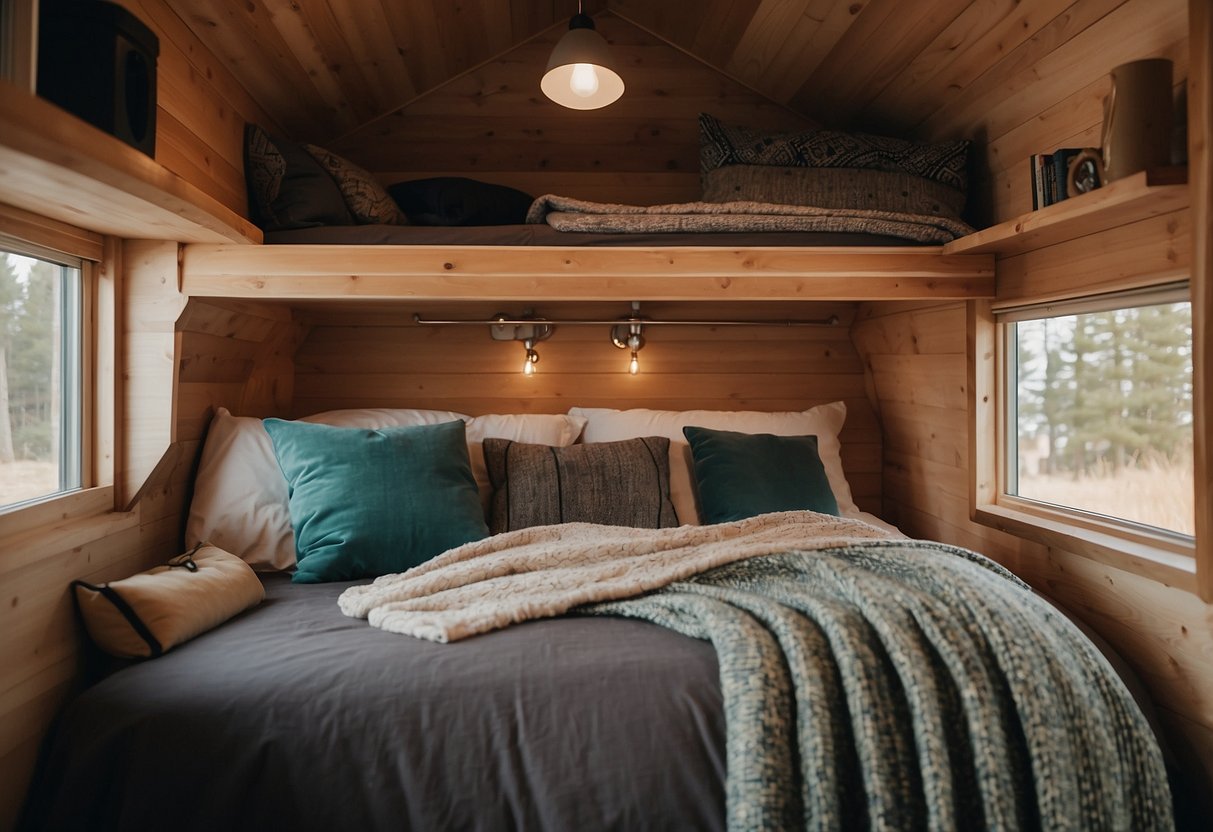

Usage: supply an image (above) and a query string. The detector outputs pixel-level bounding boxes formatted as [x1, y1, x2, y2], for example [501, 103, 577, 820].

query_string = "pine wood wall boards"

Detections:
[292, 300, 883, 514]
[918, 0, 1190, 226]
[0, 239, 305, 831]
[104, 0, 280, 218]
[850, 0, 1211, 805]
[854, 297, 1213, 811]
[329, 12, 813, 205]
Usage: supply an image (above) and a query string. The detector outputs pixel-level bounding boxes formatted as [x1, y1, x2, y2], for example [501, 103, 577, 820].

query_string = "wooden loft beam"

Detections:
[0, 81, 261, 245]
[180, 244, 995, 302]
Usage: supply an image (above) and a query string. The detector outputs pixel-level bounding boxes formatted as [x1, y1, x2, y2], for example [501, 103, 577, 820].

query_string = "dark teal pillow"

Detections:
[682, 426, 840, 524]
[264, 419, 488, 583]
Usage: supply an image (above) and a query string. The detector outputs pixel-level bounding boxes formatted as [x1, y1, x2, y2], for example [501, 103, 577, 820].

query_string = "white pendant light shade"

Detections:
[541, 14, 624, 110]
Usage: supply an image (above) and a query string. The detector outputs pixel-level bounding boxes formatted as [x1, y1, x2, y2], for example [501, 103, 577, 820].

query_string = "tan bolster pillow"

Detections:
[73, 545, 265, 658]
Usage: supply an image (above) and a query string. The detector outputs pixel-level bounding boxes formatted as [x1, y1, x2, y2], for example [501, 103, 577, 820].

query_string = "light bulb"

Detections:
[628, 352, 639, 375]
[523, 357, 536, 376]
[569, 63, 600, 98]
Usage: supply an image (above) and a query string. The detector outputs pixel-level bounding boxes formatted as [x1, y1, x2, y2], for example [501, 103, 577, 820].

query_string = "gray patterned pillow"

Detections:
[303, 144, 408, 226]
[484, 437, 678, 533]
[703, 165, 966, 220]
[243, 125, 353, 230]
[699, 113, 969, 195]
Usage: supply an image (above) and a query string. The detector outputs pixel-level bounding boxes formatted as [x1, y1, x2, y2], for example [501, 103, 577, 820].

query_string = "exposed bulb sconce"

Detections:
[416, 305, 840, 378]
[610, 301, 645, 375]
[522, 338, 540, 376]
[490, 313, 553, 376]
[541, 2, 624, 110]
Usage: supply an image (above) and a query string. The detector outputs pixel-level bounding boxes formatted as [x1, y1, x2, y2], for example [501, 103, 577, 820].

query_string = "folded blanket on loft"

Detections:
[339, 512, 1172, 830]
[524, 194, 974, 243]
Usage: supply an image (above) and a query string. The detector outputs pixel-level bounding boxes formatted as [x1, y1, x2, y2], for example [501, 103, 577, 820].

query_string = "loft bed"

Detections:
[196, 118, 1000, 303]
[0, 80, 1186, 308]
[0, 80, 997, 303]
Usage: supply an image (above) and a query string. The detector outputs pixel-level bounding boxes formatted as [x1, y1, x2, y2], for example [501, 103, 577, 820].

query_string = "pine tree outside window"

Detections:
[998, 284, 1195, 541]
[0, 247, 82, 509]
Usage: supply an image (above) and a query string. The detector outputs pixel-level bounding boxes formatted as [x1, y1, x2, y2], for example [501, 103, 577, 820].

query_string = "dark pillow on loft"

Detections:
[698, 113, 970, 196]
[388, 177, 536, 226]
[243, 124, 353, 231]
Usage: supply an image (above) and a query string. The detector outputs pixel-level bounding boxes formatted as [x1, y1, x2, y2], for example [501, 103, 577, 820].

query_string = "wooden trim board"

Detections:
[181, 244, 995, 302]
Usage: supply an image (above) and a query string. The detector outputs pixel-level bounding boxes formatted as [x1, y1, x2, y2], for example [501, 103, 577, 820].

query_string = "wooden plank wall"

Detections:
[911, 0, 1190, 226]
[103, 0, 277, 218]
[0, 247, 301, 830]
[853, 292, 1213, 805]
[851, 0, 1213, 804]
[329, 12, 813, 205]
[292, 300, 882, 514]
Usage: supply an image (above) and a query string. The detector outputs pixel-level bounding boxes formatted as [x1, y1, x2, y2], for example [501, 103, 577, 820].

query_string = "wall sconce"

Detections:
[414, 305, 839, 377]
[540, 1, 624, 110]
[610, 301, 645, 375]
[490, 313, 553, 376]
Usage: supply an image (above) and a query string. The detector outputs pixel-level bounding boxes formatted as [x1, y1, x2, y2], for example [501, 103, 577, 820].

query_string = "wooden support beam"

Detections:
[181, 244, 995, 302]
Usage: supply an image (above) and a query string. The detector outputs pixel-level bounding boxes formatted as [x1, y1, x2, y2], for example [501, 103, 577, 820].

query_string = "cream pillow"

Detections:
[186, 407, 587, 570]
[569, 403, 858, 525]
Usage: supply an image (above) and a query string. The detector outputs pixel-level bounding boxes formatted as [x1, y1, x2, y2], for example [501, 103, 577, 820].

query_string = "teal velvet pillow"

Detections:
[682, 426, 840, 524]
[264, 419, 488, 583]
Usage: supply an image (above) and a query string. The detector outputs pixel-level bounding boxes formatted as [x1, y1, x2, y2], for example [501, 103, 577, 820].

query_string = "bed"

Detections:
[20, 405, 1175, 831]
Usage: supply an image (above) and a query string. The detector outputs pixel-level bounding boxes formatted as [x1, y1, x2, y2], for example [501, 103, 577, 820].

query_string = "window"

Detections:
[1003, 288, 1193, 538]
[971, 284, 1197, 576]
[0, 246, 83, 509]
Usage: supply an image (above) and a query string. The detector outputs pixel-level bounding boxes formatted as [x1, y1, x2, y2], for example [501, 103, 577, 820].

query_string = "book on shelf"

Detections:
[1030, 148, 1086, 210]
[1031, 154, 1045, 210]
[1051, 148, 1084, 203]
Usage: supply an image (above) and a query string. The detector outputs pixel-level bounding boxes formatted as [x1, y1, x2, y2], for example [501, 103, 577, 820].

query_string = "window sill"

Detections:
[0, 487, 137, 571]
[972, 500, 1197, 593]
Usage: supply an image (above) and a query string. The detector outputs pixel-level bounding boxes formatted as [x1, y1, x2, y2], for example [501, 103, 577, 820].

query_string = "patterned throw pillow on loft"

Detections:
[303, 143, 409, 226]
[698, 113, 970, 195]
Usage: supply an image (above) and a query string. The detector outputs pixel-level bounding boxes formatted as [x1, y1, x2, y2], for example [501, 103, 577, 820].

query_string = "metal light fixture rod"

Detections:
[414, 314, 841, 327]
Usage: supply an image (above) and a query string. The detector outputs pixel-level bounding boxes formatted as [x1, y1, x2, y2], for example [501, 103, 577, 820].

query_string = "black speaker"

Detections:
[37, 0, 160, 157]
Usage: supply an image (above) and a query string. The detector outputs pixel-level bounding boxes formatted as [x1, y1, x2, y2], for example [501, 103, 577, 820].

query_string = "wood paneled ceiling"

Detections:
[170, 0, 1146, 143]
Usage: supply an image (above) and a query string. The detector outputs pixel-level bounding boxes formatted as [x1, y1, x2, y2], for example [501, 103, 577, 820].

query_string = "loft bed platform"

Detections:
[179, 242, 996, 302]
[0, 80, 994, 303]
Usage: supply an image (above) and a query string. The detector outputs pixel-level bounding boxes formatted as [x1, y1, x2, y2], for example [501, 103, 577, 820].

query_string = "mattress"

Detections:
[23, 557, 1166, 831]
[23, 574, 727, 832]
[263, 224, 921, 247]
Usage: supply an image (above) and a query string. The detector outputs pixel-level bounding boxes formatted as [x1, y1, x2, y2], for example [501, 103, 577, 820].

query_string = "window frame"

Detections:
[0, 206, 113, 519]
[969, 295, 1198, 592]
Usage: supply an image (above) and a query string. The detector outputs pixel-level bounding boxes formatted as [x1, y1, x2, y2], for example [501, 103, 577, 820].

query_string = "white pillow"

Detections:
[570, 403, 858, 525]
[186, 407, 587, 570]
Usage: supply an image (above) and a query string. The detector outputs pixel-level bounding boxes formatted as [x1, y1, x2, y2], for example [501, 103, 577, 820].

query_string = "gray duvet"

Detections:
[24, 575, 727, 832]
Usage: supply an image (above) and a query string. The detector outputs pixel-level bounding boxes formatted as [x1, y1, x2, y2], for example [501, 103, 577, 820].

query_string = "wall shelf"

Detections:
[944, 167, 1189, 258]
[0, 81, 261, 245]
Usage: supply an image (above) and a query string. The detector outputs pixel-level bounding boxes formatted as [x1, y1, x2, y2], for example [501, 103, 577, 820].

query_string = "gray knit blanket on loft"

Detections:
[580, 541, 1173, 832]
[525, 193, 974, 243]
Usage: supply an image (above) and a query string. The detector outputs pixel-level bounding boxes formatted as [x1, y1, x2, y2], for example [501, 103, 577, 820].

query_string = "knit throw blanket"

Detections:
[524, 194, 974, 243]
[339, 512, 1172, 830]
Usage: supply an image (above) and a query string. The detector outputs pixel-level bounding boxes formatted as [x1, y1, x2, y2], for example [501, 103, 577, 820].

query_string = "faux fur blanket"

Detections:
[339, 512, 1172, 830]
[339, 511, 892, 640]
[524, 193, 974, 243]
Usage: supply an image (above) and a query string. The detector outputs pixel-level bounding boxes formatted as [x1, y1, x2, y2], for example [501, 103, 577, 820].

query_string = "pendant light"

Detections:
[541, 2, 624, 110]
